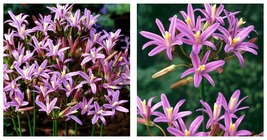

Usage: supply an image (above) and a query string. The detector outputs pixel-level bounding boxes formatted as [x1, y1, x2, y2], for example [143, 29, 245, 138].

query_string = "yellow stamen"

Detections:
[91, 51, 95, 58]
[51, 81, 55, 88]
[229, 122, 236, 132]
[185, 129, 190, 136]
[89, 20, 95, 26]
[111, 32, 115, 38]
[18, 54, 23, 62]
[38, 67, 42, 72]
[53, 45, 57, 54]
[66, 84, 71, 91]
[94, 34, 98, 41]
[40, 85, 45, 93]
[20, 27, 25, 35]
[141, 100, 147, 113]
[11, 83, 15, 89]
[84, 105, 88, 109]
[166, 107, 173, 120]
[229, 37, 240, 46]
[198, 65, 206, 71]
[163, 31, 171, 40]
[43, 22, 49, 29]
[15, 97, 21, 105]
[238, 18, 246, 27]
[229, 97, 236, 110]
[194, 31, 201, 41]
[112, 101, 119, 106]
[71, 110, 78, 114]
[213, 103, 220, 119]
[97, 109, 103, 115]
[185, 16, 192, 26]
[61, 70, 66, 77]
[23, 69, 29, 76]
[91, 74, 95, 80]
[70, 16, 75, 24]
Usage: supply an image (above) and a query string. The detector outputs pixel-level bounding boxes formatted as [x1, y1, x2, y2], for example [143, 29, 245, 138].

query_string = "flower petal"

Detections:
[205, 60, 225, 72]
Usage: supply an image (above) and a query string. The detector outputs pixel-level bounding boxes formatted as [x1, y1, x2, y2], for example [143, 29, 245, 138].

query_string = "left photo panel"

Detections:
[3, 4, 130, 136]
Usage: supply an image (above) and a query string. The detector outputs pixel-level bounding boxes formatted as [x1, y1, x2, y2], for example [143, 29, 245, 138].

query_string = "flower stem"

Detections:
[26, 111, 33, 136]
[199, 80, 205, 131]
[65, 98, 69, 136]
[12, 118, 19, 136]
[17, 114, 22, 136]
[53, 118, 55, 136]
[55, 110, 58, 136]
[146, 125, 154, 136]
[100, 122, 104, 136]
[33, 92, 36, 135]
[154, 124, 166, 136]
[75, 112, 78, 136]
[91, 124, 95, 136]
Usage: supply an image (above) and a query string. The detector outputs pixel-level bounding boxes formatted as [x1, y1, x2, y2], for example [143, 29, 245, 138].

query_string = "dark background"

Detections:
[137, 4, 263, 136]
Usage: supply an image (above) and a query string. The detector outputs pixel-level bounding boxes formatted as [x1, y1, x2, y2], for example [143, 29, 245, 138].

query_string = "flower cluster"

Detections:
[4, 4, 129, 136]
[141, 4, 258, 87]
[137, 90, 252, 136]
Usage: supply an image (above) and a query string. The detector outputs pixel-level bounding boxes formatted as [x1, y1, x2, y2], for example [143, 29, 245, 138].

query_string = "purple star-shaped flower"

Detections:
[88, 102, 114, 126]
[103, 90, 129, 113]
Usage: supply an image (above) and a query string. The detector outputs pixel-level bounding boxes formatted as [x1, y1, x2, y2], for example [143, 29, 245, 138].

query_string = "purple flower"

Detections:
[34, 84, 52, 98]
[167, 116, 208, 136]
[4, 31, 15, 46]
[140, 15, 182, 60]
[79, 97, 94, 115]
[35, 95, 59, 115]
[103, 90, 129, 113]
[81, 47, 105, 65]
[12, 47, 34, 67]
[154, 94, 191, 126]
[197, 93, 224, 129]
[3, 64, 13, 81]
[177, 21, 219, 54]
[82, 8, 100, 30]
[181, 50, 225, 87]
[44, 39, 69, 59]
[29, 36, 47, 56]
[62, 77, 78, 97]
[34, 59, 50, 79]
[221, 113, 251, 136]
[103, 78, 123, 96]
[88, 102, 114, 125]
[198, 4, 225, 25]
[64, 104, 83, 125]
[15, 64, 35, 81]
[180, 4, 197, 30]
[47, 4, 73, 20]
[137, 96, 161, 126]
[14, 24, 34, 40]
[218, 25, 258, 68]
[33, 14, 54, 36]
[221, 89, 249, 116]
[78, 69, 101, 94]
[102, 37, 116, 55]
[4, 79, 21, 96]
[65, 9, 82, 31]
[9, 91, 28, 112]
[5, 11, 29, 28]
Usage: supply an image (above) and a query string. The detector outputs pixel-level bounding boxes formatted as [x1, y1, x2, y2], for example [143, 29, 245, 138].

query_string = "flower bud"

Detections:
[152, 64, 176, 79]
[170, 77, 193, 89]
[26, 88, 31, 103]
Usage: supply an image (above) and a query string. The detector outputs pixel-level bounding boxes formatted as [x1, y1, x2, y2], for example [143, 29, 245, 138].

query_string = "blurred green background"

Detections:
[137, 4, 263, 136]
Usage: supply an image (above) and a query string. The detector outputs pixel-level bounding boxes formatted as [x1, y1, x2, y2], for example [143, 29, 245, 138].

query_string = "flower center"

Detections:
[229, 37, 240, 46]
[51, 81, 55, 89]
[91, 51, 95, 58]
[197, 64, 206, 72]
[166, 107, 173, 120]
[66, 84, 71, 91]
[43, 22, 49, 30]
[112, 101, 118, 106]
[70, 16, 76, 24]
[89, 19, 95, 26]
[194, 31, 201, 41]
[229, 97, 237, 111]
[185, 129, 190, 136]
[53, 45, 57, 54]
[38, 67, 42, 72]
[141, 99, 147, 114]
[97, 109, 103, 115]
[18, 54, 23, 62]
[15, 97, 21, 105]
[40, 85, 45, 94]
[11, 83, 16, 89]
[229, 122, 236, 133]
[213, 103, 221, 119]
[84, 105, 88, 109]
[23, 69, 29, 76]
[163, 31, 171, 47]
[185, 16, 192, 27]
[20, 26, 25, 35]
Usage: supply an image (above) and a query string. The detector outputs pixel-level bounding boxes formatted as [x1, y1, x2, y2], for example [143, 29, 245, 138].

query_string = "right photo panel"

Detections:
[137, 4, 263, 136]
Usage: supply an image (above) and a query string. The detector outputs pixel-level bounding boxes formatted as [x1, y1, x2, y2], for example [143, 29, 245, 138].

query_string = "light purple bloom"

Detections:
[12, 47, 34, 67]
[4, 64, 13, 81]
[103, 78, 123, 96]
[103, 90, 129, 113]
[4, 79, 21, 96]
[140, 15, 182, 60]
[4, 30, 15, 46]
[35, 95, 59, 115]
[62, 77, 77, 97]
[33, 14, 54, 36]
[5, 11, 29, 28]
[4, 92, 10, 112]
[154, 94, 191, 126]
[198, 4, 225, 25]
[167, 116, 208, 136]
[88, 102, 114, 126]
[47, 4, 73, 20]
[15, 64, 35, 81]
[81, 47, 105, 65]
[9, 91, 28, 112]
[82, 8, 100, 30]
[177, 21, 219, 54]
[78, 69, 101, 94]
[137, 96, 161, 125]
[64, 104, 83, 125]
[181, 50, 225, 87]
[221, 89, 249, 116]
[180, 4, 197, 30]
[197, 93, 224, 129]
[221, 113, 252, 136]
[65, 9, 82, 31]
[79, 97, 94, 115]
[34, 59, 50, 79]
[33, 84, 52, 98]
[44, 39, 69, 59]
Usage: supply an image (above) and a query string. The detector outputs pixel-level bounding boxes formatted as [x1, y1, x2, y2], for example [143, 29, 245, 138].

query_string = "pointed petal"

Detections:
[201, 23, 220, 41]
[234, 51, 245, 68]
[194, 73, 202, 87]
[189, 116, 203, 135]
[205, 60, 225, 72]
[148, 45, 166, 56]
[202, 73, 215, 86]
[140, 31, 165, 42]
[155, 18, 166, 36]
[181, 68, 195, 78]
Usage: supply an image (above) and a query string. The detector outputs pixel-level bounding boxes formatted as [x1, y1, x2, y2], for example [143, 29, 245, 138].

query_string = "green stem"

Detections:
[75, 113, 78, 136]
[100, 122, 104, 136]
[65, 98, 69, 136]
[146, 125, 154, 136]
[26, 112, 33, 136]
[17, 114, 22, 136]
[12, 118, 19, 136]
[33, 92, 36, 136]
[91, 124, 95, 136]
[154, 124, 166, 136]
[199, 80, 205, 131]
[54, 110, 58, 136]
[53, 118, 55, 136]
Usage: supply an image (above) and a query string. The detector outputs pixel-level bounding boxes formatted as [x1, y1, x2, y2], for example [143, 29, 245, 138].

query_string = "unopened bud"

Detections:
[170, 77, 193, 89]
[26, 88, 31, 103]
[249, 38, 258, 44]
[216, 67, 224, 73]
[152, 64, 176, 79]
[18, 107, 34, 113]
